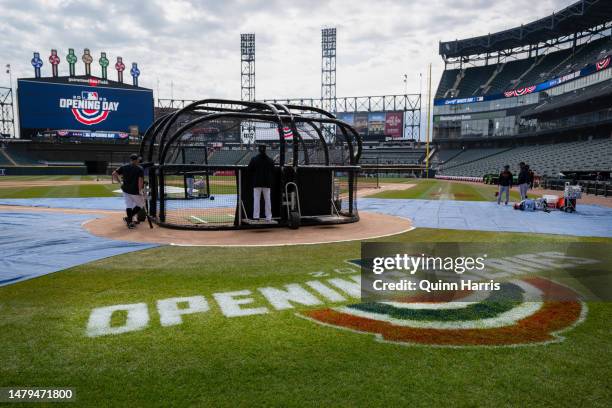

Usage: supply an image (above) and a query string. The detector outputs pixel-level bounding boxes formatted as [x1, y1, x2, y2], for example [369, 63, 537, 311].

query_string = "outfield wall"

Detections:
[13, 142, 139, 162]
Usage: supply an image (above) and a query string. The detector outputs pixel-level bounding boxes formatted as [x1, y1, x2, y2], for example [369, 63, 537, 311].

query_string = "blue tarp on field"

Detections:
[1, 197, 611, 238]
[0, 211, 157, 287]
[0, 197, 126, 211]
[0, 196, 235, 211]
[359, 198, 612, 238]
[1, 197, 611, 288]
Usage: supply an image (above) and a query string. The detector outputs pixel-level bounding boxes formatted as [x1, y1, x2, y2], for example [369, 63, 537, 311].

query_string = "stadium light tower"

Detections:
[321, 27, 337, 142]
[240, 34, 255, 102]
[240, 33, 256, 144]
[2, 64, 15, 138]
[0, 86, 15, 138]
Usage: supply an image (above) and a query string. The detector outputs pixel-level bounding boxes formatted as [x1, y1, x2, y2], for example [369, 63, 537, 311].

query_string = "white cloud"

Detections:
[0, 0, 573, 137]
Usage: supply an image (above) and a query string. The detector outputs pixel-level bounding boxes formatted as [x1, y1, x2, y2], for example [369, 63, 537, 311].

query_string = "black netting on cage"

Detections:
[140, 99, 362, 230]
[157, 165, 239, 229]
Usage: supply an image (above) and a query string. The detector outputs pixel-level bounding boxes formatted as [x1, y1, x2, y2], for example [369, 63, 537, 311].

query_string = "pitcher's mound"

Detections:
[83, 211, 413, 247]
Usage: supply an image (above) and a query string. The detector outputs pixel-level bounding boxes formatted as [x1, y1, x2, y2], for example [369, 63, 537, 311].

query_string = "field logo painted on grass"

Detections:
[85, 269, 363, 338]
[85, 253, 591, 346]
[302, 257, 587, 347]
[302, 277, 585, 347]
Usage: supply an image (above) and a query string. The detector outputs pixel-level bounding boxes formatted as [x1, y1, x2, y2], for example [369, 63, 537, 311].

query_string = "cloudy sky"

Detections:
[1, 0, 571, 136]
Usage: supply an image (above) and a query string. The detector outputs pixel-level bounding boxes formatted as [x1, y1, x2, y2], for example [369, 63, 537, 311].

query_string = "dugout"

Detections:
[139, 99, 362, 230]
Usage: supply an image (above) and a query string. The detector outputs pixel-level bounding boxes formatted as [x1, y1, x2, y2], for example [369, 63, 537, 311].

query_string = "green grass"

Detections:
[0, 229, 610, 407]
[0, 175, 117, 198]
[0, 184, 118, 198]
[0, 175, 108, 182]
[0, 175, 414, 199]
[372, 176, 417, 184]
[369, 179, 527, 201]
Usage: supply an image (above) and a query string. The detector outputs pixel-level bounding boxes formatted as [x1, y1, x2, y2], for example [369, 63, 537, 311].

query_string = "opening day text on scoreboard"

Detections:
[17, 77, 154, 138]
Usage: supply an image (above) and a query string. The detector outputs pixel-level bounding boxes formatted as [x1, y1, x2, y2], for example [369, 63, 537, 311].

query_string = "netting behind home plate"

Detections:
[156, 165, 240, 229]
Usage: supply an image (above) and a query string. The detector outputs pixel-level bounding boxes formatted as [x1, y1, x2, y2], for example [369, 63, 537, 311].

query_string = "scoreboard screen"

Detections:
[17, 77, 154, 138]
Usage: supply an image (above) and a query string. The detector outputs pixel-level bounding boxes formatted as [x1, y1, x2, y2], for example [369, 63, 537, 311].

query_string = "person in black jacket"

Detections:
[518, 162, 530, 200]
[112, 153, 144, 229]
[527, 165, 535, 190]
[497, 165, 513, 205]
[248, 145, 275, 221]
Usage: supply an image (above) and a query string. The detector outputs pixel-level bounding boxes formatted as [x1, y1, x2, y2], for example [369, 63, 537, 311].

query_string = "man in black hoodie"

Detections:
[248, 144, 275, 221]
[497, 165, 513, 205]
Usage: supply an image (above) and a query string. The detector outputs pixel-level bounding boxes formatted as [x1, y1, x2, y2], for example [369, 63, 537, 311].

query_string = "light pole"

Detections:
[419, 72, 423, 97]
[6, 64, 12, 89]
[5, 64, 15, 138]
[156, 77, 160, 105]
[425, 63, 432, 178]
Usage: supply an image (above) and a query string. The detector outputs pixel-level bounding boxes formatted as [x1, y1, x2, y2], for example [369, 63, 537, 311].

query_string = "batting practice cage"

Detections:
[139, 99, 362, 229]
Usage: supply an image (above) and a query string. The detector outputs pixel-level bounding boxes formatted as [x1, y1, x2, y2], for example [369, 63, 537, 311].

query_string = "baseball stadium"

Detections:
[0, 1, 611, 406]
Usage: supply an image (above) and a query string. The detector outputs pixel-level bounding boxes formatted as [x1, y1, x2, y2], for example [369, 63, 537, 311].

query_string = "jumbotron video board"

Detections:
[17, 76, 154, 139]
[336, 111, 404, 141]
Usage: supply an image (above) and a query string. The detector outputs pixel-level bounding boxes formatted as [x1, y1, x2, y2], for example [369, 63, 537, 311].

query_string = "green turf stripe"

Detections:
[348, 283, 523, 321]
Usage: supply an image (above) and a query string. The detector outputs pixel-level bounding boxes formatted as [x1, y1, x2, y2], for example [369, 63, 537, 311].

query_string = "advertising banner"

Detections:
[354, 113, 369, 138]
[18, 78, 154, 138]
[336, 112, 354, 137]
[367, 112, 385, 137]
[384, 112, 403, 138]
[52, 130, 129, 139]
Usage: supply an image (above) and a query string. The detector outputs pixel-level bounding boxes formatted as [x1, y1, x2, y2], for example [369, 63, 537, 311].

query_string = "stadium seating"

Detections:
[436, 36, 612, 98]
[207, 149, 248, 165]
[457, 65, 496, 96]
[329, 149, 347, 165]
[43, 161, 86, 166]
[238, 151, 256, 165]
[514, 48, 573, 89]
[485, 59, 534, 94]
[1, 146, 41, 165]
[437, 139, 612, 178]
[0, 150, 14, 166]
[438, 148, 510, 171]
[435, 69, 460, 99]
[360, 148, 425, 165]
[431, 149, 462, 165]
[548, 37, 612, 78]
[183, 148, 209, 164]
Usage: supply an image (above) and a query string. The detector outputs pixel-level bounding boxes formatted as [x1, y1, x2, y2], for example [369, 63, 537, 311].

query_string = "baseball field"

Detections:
[1, 176, 611, 407]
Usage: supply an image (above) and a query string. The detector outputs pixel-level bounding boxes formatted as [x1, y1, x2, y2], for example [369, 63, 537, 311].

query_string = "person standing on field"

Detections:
[248, 144, 275, 221]
[112, 153, 144, 229]
[497, 165, 513, 205]
[186, 161, 195, 197]
[518, 161, 529, 200]
[527, 165, 535, 190]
